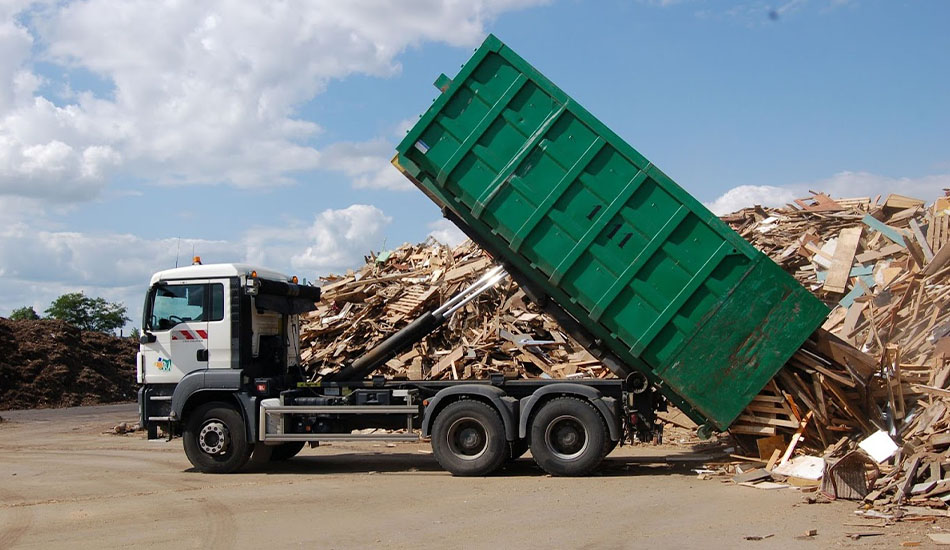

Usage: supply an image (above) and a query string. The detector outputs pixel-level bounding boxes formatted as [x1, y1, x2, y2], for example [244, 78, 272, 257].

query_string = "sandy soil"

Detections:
[0, 404, 947, 549]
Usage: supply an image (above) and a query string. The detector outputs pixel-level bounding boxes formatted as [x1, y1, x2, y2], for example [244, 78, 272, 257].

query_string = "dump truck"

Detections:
[137, 34, 828, 476]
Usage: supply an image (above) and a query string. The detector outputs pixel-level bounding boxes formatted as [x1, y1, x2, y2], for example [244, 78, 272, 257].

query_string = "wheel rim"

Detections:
[446, 417, 490, 461]
[544, 415, 589, 460]
[198, 419, 229, 455]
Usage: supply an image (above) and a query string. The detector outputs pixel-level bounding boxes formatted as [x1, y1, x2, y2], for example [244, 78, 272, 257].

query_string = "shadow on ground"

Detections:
[188, 450, 712, 478]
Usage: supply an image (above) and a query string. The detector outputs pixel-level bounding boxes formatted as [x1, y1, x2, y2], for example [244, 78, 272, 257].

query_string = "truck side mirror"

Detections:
[139, 332, 156, 344]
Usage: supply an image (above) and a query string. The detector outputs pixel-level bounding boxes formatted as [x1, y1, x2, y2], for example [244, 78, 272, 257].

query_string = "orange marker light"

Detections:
[192, 256, 202, 265]
[292, 276, 298, 284]
[250, 270, 257, 278]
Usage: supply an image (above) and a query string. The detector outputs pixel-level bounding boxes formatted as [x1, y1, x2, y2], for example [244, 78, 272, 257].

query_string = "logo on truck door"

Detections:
[154, 357, 172, 371]
[171, 329, 207, 341]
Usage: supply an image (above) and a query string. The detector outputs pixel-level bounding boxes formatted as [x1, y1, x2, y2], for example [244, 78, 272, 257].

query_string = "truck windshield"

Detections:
[147, 283, 223, 330]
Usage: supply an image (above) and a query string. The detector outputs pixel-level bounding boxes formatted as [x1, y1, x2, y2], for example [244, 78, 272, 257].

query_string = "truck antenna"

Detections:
[175, 237, 181, 268]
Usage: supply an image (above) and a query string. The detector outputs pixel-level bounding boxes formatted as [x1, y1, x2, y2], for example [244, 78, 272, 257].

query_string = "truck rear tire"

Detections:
[270, 442, 306, 461]
[431, 400, 507, 476]
[182, 402, 252, 474]
[529, 397, 607, 476]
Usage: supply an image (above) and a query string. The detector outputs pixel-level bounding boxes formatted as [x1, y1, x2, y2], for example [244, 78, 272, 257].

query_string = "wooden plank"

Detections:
[824, 226, 863, 293]
[794, 192, 844, 212]
[779, 411, 813, 465]
[736, 414, 800, 429]
[444, 257, 491, 282]
[911, 384, 950, 399]
[855, 243, 904, 263]
[897, 455, 923, 504]
[430, 347, 464, 377]
[841, 301, 867, 344]
[910, 219, 934, 261]
[765, 448, 782, 471]
[730, 424, 777, 436]
[756, 435, 787, 460]
[923, 241, 950, 277]
[816, 264, 873, 282]
[862, 214, 907, 246]
[839, 275, 874, 308]
[883, 194, 925, 210]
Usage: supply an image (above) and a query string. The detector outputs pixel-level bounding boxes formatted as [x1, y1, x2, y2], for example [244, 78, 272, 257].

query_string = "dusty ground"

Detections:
[1, 404, 948, 549]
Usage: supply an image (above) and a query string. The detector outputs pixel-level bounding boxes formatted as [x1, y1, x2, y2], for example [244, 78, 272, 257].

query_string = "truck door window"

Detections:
[209, 283, 224, 322]
[148, 284, 206, 330]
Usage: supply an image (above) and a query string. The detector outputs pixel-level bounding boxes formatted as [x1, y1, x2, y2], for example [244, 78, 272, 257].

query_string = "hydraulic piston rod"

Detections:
[329, 265, 508, 381]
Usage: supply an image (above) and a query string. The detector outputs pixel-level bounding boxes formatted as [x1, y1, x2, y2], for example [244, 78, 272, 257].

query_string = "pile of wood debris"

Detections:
[300, 190, 950, 516]
[719, 192, 950, 516]
[300, 239, 606, 382]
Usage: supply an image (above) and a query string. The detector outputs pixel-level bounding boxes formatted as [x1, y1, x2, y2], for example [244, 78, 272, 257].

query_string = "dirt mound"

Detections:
[0, 318, 138, 411]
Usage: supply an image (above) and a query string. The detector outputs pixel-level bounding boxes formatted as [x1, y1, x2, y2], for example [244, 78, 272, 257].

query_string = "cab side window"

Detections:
[209, 283, 225, 322]
[148, 284, 206, 330]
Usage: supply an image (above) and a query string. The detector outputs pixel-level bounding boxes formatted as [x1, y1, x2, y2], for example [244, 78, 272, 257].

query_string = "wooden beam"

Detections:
[824, 226, 863, 293]
[862, 214, 907, 246]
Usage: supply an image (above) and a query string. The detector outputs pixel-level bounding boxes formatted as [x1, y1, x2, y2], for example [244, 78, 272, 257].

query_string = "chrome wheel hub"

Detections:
[198, 420, 229, 455]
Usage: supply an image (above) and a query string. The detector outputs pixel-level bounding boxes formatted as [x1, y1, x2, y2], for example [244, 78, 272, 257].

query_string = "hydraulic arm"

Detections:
[330, 265, 508, 381]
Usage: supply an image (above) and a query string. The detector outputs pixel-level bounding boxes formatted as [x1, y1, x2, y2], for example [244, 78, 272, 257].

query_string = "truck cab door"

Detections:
[140, 280, 211, 384]
[205, 279, 233, 370]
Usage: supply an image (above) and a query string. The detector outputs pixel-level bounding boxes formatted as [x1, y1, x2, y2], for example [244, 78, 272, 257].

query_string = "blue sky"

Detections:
[0, 0, 947, 330]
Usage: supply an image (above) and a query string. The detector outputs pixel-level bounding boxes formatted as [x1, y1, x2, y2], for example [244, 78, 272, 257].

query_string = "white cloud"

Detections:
[427, 218, 468, 248]
[0, 1, 545, 200]
[322, 139, 413, 191]
[705, 171, 950, 215]
[0, 203, 393, 327]
[704, 184, 798, 215]
[290, 204, 393, 272]
[811, 171, 950, 200]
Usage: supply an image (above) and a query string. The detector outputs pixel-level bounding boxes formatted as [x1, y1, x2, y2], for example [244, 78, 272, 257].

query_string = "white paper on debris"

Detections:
[858, 430, 899, 463]
[772, 455, 824, 480]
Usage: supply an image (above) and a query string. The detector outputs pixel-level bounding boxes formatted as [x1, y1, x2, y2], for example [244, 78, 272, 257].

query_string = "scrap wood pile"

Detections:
[300, 189, 950, 514]
[299, 239, 607, 382]
[717, 191, 950, 515]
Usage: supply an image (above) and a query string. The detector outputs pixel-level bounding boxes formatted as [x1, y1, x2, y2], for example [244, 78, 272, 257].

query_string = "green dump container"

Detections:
[394, 35, 828, 431]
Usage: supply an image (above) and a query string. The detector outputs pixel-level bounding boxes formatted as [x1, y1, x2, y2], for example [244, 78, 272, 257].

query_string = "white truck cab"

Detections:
[138, 262, 301, 385]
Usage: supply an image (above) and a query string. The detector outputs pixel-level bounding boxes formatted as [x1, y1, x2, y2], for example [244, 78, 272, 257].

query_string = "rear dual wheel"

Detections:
[530, 397, 608, 476]
[431, 400, 508, 476]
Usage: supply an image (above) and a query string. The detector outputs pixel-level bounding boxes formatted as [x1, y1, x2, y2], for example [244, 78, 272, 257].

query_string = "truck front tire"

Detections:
[529, 397, 607, 476]
[182, 402, 252, 474]
[431, 400, 507, 476]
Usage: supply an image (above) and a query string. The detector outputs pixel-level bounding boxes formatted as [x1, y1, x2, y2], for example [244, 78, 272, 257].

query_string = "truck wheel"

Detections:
[530, 397, 607, 476]
[270, 442, 306, 461]
[431, 400, 507, 476]
[182, 402, 252, 474]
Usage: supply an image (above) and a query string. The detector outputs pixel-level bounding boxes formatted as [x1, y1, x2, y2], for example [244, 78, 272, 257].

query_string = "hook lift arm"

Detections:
[328, 265, 508, 382]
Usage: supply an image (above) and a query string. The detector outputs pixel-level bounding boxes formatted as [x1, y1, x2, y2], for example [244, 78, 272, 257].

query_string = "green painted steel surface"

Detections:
[393, 35, 828, 431]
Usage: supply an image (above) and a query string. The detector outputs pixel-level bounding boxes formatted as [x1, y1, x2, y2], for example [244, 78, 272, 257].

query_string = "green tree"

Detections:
[9, 306, 40, 320]
[45, 292, 130, 333]
[129, 327, 141, 340]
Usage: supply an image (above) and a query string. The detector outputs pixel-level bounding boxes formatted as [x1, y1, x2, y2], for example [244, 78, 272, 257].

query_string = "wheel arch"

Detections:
[519, 384, 621, 441]
[422, 385, 518, 441]
[171, 369, 256, 441]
